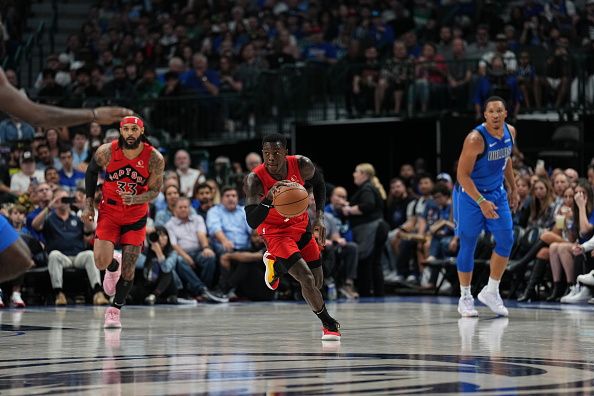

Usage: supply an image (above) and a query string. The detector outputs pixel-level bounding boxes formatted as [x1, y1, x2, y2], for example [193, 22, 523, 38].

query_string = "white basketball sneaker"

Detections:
[562, 284, 592, 304]
[478, 286, 509, 317]
[577, 270, 594, 287]
[458, 295, 479, 317]
[560, 284, 580, 303]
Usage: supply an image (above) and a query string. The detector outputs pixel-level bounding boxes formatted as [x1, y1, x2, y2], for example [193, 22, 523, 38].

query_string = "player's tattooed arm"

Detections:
[83, 143, 112, 222]
[122, 149, 165, 205]
[94, 143, 112, 167]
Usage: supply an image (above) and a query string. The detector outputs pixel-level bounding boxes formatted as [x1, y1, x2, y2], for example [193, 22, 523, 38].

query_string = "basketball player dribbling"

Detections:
[454, 96, 519, 317]
[83, 115, 165, 328]
[244, 133, 341, 341]
[0, 67, 132, 283]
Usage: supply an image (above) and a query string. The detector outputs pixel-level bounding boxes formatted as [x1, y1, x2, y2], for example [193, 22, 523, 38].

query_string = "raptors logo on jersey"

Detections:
[106, 166, 147, 185]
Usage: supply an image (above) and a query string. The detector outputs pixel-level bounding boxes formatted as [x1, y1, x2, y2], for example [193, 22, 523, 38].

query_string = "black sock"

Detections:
[314, 305, 338, 330]
[93, 284, 103, 294]
[54, 288, 63, 294]
[107, 258, 119, 272]
[112, 278, 133, 309]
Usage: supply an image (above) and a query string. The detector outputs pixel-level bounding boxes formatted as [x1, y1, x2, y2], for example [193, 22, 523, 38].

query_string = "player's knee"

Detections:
[312, 269, 323, 289]
[298, 271, 316, 289]
[457, 233, 480, 273]
[315, 277, 323, 290]
[493, 229, 514, 257]
[94, 251, 111, 270]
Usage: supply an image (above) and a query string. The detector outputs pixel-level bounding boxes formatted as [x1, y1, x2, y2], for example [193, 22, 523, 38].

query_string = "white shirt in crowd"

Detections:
[10, 170, 45, 195]
[165, 214, 206, 252]
[177, 168, 205, 197]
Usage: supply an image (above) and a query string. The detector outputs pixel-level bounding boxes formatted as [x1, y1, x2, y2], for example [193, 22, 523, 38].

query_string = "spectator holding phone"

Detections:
[31, 188, 108, 306]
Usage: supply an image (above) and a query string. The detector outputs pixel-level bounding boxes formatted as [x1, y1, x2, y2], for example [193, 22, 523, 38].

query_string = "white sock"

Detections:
[487, 277, 500, 293]
[460, 285, 472, 298]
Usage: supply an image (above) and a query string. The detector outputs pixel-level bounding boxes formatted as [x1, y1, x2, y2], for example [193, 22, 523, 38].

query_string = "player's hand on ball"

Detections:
[479, 200, 499, 219]
[267, 180, 295, 200]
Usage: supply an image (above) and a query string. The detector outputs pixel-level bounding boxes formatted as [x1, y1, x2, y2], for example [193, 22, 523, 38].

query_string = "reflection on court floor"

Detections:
[0, 297, 593, 395]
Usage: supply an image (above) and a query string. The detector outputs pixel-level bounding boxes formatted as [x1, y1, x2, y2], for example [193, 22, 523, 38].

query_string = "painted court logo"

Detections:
[3, 352, 594, 394]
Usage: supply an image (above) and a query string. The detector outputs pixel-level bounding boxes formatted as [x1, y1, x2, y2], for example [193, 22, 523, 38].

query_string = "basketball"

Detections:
[273, 183, 309, 218]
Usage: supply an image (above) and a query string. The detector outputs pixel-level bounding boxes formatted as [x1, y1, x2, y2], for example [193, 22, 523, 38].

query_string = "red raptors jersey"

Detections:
[102, 140, 153, 218]
[253, 155, 308, 236]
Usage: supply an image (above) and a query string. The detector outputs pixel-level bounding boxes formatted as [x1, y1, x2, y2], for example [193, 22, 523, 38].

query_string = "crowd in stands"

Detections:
[2, 0, 593, 138]
[1, 104, 594, 308]
[1, 0, 594, 307]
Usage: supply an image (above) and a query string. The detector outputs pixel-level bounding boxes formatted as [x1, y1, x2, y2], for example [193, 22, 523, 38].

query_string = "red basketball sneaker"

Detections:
[322, 325, 341, 341]
[263, 251, 280, 290]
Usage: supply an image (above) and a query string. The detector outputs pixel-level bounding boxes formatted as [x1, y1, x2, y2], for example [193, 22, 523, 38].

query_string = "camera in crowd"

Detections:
[148, 231, 160, 243]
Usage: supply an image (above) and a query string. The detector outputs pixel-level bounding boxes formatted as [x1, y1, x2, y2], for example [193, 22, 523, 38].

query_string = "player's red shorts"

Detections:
[96, 200, 148, 247]
[262, 230, 321, 272]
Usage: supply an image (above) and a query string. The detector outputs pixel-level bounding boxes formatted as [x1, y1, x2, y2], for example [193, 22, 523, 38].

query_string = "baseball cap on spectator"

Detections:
[495, 33, 506, 41]
[371, 10, 381, 18]
[437, 172, 453, 184]
[273, 2, 288, 14]
[103, 128, 120, 143]
[70, 61, 85, 71]
[46, 54, 59, 63]
[58, 53, 70, 64]
[21, 151, 34, 163]
[214, 156, 231, 166]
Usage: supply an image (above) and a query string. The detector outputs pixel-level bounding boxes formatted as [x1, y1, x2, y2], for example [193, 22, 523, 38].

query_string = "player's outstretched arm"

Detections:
[0, 68, 132, 127]
[121, 149, 165, 205]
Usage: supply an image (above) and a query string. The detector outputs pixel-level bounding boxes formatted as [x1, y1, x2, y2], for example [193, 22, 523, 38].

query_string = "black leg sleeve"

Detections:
[112, 278, 134, 309]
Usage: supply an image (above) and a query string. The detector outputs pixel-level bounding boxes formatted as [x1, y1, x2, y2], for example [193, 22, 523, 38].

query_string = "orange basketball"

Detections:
[273, 183, 309, 218]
